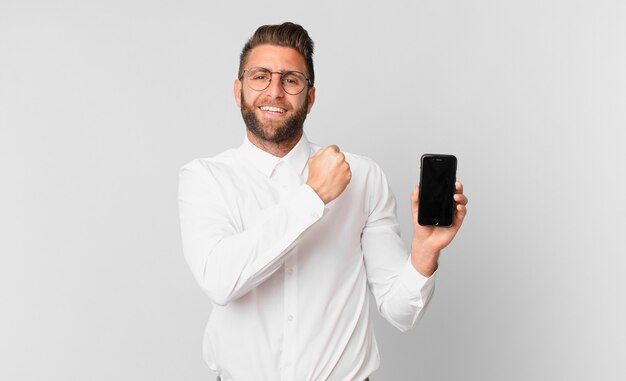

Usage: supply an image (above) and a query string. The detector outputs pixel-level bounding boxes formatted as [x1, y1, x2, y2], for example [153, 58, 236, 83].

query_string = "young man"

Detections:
[179, 22, 468, 381]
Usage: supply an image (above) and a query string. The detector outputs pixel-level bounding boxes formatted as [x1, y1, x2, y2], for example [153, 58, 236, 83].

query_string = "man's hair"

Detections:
[238, 22, 315, 87]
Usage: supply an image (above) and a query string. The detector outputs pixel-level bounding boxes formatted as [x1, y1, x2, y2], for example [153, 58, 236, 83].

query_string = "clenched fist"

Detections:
[306, 145, 352, 204]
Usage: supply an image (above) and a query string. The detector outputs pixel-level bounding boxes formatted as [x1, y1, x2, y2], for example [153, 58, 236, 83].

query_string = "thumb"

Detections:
[411, 185, 420, 218]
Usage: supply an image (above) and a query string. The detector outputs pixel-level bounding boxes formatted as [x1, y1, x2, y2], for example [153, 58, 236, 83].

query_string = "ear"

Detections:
[306, 86, 316, 114]
[234, 79, 242, 107]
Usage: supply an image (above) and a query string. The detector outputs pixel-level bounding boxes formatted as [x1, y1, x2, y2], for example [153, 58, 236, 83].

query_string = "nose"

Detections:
[265, 73, 285, 98]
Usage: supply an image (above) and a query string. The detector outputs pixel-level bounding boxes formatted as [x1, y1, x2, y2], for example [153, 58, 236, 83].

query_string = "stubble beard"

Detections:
[240, 92, 309, 144]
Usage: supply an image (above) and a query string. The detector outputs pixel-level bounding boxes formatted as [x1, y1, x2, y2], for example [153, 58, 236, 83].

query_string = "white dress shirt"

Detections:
[178, 134, 436, 381]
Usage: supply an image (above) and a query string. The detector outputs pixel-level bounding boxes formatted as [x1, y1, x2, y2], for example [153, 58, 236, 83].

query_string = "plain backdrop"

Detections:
[1, 0, 625, 380]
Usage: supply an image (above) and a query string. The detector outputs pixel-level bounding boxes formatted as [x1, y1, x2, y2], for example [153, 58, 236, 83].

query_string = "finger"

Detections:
[411, 184, 419, 201]
[455, 181, 464, 194]
[411, 185, 419, 216]
[455, 203, 467, 225]
[454, 193, 468, 206]
[342, 161, 351, 174]
[327, 144, 340, 153]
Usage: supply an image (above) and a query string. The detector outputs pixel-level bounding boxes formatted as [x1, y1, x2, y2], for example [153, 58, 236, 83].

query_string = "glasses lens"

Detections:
[246, 68, 272, 91]
[281, 72, 306, 95]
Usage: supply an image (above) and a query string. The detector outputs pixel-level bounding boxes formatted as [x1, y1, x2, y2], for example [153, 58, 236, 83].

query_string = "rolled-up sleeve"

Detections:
[361, 162, 436, 332]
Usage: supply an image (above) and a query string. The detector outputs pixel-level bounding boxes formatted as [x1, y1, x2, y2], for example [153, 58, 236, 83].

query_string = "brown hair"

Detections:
[238, 22, 315, 86]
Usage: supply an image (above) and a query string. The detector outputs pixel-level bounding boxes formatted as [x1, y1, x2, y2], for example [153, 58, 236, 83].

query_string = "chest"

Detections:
[221, 167, 369, 246]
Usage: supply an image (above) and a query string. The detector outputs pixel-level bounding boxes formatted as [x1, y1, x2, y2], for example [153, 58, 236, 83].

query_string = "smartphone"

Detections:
[418, 154, 457, 227]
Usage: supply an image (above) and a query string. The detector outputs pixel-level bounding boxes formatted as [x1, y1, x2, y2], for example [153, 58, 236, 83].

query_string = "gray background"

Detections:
[1, 0, 625, 380]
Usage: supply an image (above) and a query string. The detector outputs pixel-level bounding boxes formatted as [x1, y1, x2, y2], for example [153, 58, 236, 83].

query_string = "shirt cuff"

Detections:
[282, 183, 325, 227]
[398, 257, 437, 300]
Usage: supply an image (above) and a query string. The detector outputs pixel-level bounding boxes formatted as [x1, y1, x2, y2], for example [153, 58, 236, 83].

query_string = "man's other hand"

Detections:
[409, 181, 468, 276]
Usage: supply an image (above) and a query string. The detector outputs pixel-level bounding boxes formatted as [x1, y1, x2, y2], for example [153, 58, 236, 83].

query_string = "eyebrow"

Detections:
[250, 66, 307, 75]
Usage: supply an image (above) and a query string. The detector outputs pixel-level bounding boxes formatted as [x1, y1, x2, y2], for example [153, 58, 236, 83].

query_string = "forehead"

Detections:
[245, 44, 307, 73]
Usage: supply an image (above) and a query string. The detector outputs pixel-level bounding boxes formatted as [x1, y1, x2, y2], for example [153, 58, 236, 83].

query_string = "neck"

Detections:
[246, 130, 303, 158]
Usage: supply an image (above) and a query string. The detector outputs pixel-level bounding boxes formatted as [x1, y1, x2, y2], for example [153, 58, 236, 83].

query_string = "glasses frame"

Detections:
[240, 67, 312, 95]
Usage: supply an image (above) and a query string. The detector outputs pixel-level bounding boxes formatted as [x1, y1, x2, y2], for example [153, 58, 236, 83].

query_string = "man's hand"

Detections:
[410, 181, 468, 276]
[306, 145, 352, 204]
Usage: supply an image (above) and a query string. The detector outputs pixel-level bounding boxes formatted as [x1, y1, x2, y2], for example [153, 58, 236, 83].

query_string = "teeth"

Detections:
[260, 106, 286, 113]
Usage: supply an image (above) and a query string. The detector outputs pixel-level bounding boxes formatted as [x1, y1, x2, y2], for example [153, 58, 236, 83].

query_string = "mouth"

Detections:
[258, 105, 287, 115]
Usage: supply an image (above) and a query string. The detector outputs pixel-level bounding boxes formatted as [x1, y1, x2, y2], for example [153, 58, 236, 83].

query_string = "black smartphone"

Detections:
[418, 154, 457, 227]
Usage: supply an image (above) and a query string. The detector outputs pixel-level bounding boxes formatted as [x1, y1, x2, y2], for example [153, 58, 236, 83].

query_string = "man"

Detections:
[179, 22, 468, 381]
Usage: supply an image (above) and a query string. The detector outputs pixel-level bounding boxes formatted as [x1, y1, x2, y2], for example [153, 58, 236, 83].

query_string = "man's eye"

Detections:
[282, 76, 301, 85]
[252, 75, 268, 80]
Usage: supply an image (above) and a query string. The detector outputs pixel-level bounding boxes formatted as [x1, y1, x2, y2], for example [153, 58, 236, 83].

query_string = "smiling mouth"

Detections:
[259, 105, 287, 114]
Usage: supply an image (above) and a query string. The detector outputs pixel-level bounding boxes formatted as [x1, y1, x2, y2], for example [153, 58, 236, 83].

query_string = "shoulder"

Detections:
[343, 151, 385, 177]
[308, 141, 387, 181]
[309, 142, 381, 171]
[181, 148, 239, 171]
[179, 148, 241, 181]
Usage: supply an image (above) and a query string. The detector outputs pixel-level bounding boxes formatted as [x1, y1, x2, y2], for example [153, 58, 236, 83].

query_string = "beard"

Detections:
[240, 92, 309, 144]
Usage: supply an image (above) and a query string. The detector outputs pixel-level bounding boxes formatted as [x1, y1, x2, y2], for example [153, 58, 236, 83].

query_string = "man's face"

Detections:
[234, 44, 315, 144]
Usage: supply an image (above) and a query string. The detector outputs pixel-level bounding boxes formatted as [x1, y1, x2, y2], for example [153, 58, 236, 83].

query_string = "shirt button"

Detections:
[287, 315, 294, 321]
[286, 268, 293, 275]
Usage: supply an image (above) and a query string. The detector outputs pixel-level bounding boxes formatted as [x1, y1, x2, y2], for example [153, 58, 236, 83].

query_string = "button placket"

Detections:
[282, 254, 298, 380]
[274, 160, 301, 380]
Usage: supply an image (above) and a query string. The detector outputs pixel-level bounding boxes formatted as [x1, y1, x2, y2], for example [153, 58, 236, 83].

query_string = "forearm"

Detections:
[410, 238, 440, 277]
[362, 225, 438, 332]
[179, 163, 324, 305]
[374, 258, 437, 332]
[182, 191, 320, 305]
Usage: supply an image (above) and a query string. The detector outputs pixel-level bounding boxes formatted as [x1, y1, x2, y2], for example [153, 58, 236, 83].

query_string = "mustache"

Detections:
[253, 100, 291, 110]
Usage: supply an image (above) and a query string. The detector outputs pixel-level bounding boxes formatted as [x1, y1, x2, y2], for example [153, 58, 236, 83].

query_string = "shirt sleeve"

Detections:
[178, 159, 325, 306]
[361, 162, 437, 332]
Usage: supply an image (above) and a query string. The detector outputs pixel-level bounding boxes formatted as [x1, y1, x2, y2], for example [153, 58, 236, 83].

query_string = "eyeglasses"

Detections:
[240, 67, 311, 95]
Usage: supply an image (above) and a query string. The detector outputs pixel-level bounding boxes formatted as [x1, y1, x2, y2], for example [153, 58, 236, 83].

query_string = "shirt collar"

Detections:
[239, 133, 312, 178]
